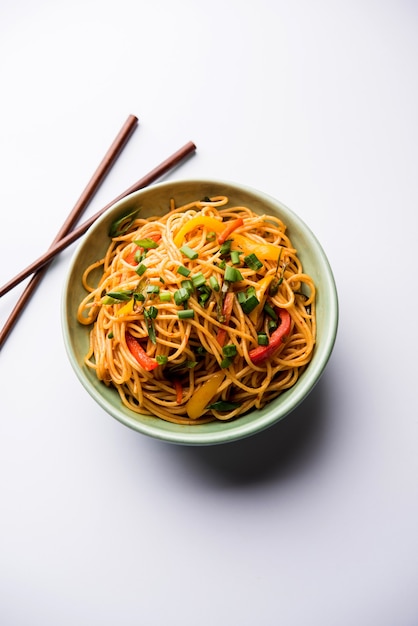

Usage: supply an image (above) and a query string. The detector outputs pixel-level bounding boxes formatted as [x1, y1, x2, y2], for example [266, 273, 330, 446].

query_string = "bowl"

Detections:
[62, 179, 338, 445]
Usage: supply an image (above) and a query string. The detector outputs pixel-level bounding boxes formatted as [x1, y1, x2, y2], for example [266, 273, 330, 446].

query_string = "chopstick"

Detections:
[0, 140, 196, 348]
[0, 114, 139, 349]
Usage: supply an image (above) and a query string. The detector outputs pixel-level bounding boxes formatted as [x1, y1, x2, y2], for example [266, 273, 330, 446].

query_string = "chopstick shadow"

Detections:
[176, 375, 330, 487]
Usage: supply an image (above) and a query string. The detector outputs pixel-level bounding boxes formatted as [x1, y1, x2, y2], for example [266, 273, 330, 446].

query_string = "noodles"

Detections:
[77, 195, 316, 424]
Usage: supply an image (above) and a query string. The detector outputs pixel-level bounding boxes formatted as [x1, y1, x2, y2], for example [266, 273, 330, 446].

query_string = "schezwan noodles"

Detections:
[77, 195, 316, 424]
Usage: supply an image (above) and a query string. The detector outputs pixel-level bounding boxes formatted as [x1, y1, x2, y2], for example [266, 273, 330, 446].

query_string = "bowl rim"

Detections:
[62, 178, 339, 445]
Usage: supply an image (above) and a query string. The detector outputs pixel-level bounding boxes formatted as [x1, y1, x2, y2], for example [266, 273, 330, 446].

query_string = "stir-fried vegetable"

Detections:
[248, 308, 291, 365]
[186, 371, 225, 419]
[217, 217, 243, 244]
[109, 209, 139, 237]
[125, 332, 158, 371]
[216, 291, 235, 347]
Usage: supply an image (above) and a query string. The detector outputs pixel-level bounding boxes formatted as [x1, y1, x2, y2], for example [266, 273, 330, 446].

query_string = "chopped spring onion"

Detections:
[209, 275, 220, 291]
[159, 291, 171, 302]
[244, 253, 263, 271]
[174, 287, 190, 306]
[134, 250, 145, 263]
[191, 272, 206, 288]
[134, 238, 159, 249]
[181, 279, 194, 294]
[222, 344, 237, 357]
[220, 357, 232, 368]
[103, 290, 133, 303]
[156, 355, 168, 365]
[219, 239, 232, 255]
[206, 231, 216, 242]
[268, 319, 278, 333]
[145, 306, 158, 319]
[135, 263, 147, 276]
[236, 291, 246, 305]
[146, 285, 160, 295]
[263, 303, 278, 320]
[257, 333, 269, 346]
[224, 264, 243, 282]
[177, 265, 191, 277]
[177, 309, 194, 320]
[144, 308, 157, 344]
[108, 209, 139, 237]
[240, 294, 260, 314]
[230, 250, 241, 265]
[180, 245, 198, 260]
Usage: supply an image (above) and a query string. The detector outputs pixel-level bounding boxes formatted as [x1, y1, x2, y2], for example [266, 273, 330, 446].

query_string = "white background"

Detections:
[1, 1, 418, 624]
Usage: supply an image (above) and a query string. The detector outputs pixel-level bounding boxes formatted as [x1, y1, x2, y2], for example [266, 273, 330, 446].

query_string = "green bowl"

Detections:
[62, 179, 338, 445]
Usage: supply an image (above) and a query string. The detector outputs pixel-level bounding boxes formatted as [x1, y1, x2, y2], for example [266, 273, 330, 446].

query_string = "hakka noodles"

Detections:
[77, 195, 316, 424]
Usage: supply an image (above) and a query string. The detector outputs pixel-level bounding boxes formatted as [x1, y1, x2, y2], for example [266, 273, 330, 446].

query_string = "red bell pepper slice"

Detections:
[126, 332, 158, 371]
[249, 308, 291, 365]
[174, 380, 183, 404]
[216, 291, 235, 347]
[217, 218, 243, 245]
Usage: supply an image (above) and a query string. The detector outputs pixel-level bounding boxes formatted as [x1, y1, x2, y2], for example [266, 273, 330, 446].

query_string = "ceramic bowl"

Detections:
[62, 179, 338, 445]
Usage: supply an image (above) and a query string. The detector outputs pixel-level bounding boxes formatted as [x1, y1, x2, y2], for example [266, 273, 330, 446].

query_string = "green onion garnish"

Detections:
[263, 303, 278, 320]
[222, 344, 237, 358]
[220, 357, 232, 368]
[268, 320, 278, 333]
[180, 279, 194, 294]
[159, 291, 171, 302]
[156, 355, 168, 365]
[180, 245, 198, 260]
[135, 263, 147, 276]
[103, 290, 133, 302]
[224, 265, 243, 282]
[219, 240, 232, 255]
[244, 253, 264, 271]
[146, 306, 158, 319]
[236, 291, 246, 305]
[230, 250, 241, 265]
[240, 294, 260, 314]
[191, 272, 206, 288]
[174, 288, 190, 306]
[257, 333, 269, 346]
[177, 309, 194, 319]
[146, 285, 160, 294]
[206, 231, 216, 242]
[144, 309, 157, 344]
[108, 209, 139, 237]
[209, 276, 220, 291]
[134, 238, 159, 249]
[177, 265, 191, 277]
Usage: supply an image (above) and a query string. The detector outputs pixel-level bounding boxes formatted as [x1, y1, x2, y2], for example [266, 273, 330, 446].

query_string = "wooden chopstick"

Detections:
[0, 114, 139, 349]
[0, 140, 196, 349]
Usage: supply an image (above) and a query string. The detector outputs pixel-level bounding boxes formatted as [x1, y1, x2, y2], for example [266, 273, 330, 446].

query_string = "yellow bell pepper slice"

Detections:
[117, 298, 135, 317]
[173, 216, 224, 247]
[173, 214, 281, 262]
[249, 275, 274, 324]
[186, 371, 225, 419]
[231, 234, 281, 262]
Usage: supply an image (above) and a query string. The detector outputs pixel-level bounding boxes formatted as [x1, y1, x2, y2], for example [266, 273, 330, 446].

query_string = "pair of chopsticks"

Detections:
[0, 114, 196, 349]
